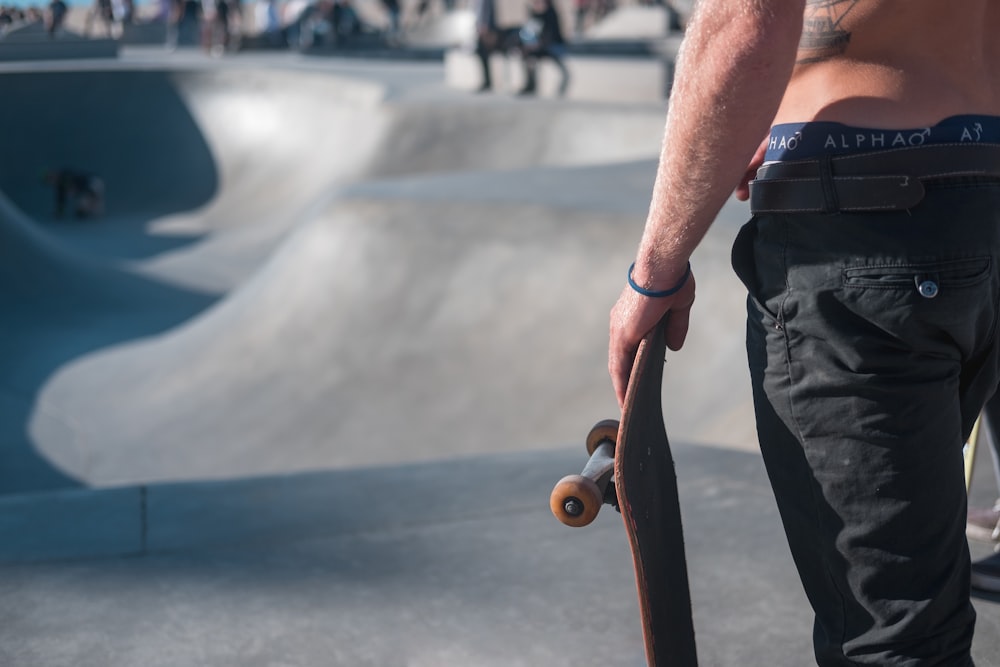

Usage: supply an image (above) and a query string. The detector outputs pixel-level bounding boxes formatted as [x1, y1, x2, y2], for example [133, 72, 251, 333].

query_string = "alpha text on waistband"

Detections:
[765, 115, 1000, 163]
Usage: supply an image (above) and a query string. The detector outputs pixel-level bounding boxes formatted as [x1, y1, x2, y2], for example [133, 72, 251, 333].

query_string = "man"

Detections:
[45, 0, 67, 37]
[517, 0, 569, 97]
[85, 0, 116, 36]
[608, 1, 1000, 664]
[43, 169, 105, 219]
[470, 0, 519, 93]
[471, 0, 498, 92]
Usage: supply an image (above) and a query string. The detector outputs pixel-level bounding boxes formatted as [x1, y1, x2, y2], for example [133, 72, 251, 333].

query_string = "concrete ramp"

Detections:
[0, 61, 756, 495]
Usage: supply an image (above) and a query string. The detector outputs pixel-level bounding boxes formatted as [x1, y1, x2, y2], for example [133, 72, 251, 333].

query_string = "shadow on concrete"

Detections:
[0, 193, 218, 494]
[0, 70, 221, 494]
[1, 431, 998, 665]
[0, 444, 816, 665]
[973, 589, 1000, 604]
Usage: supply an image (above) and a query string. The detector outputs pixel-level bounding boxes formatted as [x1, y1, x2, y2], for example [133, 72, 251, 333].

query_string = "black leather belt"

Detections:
[749, 143, 1000, 214]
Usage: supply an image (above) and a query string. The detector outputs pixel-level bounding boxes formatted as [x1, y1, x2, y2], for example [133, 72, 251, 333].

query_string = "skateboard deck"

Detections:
[551, 317, 698, 666]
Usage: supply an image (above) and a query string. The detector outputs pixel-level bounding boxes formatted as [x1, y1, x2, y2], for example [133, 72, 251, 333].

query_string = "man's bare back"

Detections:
[776, 0, 1000, 127]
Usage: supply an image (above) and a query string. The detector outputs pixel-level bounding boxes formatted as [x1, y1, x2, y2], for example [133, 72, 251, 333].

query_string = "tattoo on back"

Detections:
[799, 0, 860, 64]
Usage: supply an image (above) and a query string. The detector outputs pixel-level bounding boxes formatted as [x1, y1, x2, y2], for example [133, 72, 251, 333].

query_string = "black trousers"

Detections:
[733, 175, 1000, 665]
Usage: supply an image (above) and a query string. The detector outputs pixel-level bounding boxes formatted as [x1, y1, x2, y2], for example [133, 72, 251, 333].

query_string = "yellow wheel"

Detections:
[550, 474, 603, 527]
[586, 419, 619, 456]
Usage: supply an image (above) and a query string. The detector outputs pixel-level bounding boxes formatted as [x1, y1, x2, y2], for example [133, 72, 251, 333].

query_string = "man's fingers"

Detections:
[608, 289, 648, 408]
[735, 135, 770, 201]
[609, 325, 640, 407]
[664, 307, 690, 351]
[608, 288, 667, 408]
[665, 274, 696, 351]
[609, 344, 635, 408]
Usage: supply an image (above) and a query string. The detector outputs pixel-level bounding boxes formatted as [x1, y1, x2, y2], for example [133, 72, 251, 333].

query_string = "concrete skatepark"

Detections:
[2, 18, 1000, 667]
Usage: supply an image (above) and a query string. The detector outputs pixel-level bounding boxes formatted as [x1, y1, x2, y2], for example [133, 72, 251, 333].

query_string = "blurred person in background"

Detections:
[85, 0, 116, 36]
[45, 0, 67, 37]
[380, 0, 400, 44]
[42, 169, 105, 220]
[471, 0, 498, 92]
[470, 0, 519, 93]
[0, 7, 13, 33]
[178, 0, 202, 43]
[517, 0, 569, 97]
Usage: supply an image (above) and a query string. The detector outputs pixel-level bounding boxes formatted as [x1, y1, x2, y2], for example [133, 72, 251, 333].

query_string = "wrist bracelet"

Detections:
[627, 261, 691, 298]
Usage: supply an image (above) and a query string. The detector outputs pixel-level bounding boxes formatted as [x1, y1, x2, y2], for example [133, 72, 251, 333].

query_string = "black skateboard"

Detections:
[550, 317, 698, 666]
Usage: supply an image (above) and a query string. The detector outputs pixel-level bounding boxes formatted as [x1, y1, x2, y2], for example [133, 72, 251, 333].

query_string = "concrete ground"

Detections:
[1, 47, 999, 666]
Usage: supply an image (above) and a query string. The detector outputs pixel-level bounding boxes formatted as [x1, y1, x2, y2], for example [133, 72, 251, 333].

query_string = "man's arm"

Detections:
[608, 0, 804, 407]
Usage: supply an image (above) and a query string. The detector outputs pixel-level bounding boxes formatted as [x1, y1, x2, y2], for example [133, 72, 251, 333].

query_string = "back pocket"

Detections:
[843, 257, 991, 293]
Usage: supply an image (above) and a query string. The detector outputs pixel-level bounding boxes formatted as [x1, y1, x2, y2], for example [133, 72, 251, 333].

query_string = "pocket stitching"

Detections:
[843, 257, 991, 290]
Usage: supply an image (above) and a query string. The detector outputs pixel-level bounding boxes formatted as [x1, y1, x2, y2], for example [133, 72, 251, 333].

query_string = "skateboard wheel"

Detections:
[586, 419, 619, 456]
[550, 474, 603, 527]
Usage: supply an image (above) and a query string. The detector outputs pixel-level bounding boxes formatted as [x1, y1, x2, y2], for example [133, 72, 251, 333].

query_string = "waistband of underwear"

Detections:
[764, 114, 1000, 163]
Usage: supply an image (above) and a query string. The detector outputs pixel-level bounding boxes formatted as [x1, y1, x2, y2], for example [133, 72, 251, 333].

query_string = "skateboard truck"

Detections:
[550, 419, 621, 527]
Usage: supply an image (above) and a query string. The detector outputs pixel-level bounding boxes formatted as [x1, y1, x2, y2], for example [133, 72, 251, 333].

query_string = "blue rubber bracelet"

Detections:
[627, 261, 691, 298]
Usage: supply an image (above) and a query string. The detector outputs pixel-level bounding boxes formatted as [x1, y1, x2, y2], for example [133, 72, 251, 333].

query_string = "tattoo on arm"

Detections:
[798, 0, 860, 64]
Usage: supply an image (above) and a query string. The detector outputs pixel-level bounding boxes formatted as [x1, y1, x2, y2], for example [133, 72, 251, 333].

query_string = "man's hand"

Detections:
[735, 136, 769, 201]
[608, 268, 696, 408]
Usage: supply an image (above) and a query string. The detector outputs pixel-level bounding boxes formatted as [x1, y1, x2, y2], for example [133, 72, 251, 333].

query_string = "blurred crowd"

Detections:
[0, 0, 135, 38]
[0, 5, 44, 33]
[2, 0, 680, 62]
